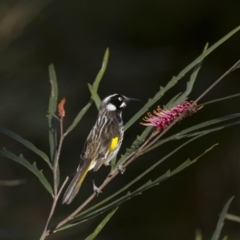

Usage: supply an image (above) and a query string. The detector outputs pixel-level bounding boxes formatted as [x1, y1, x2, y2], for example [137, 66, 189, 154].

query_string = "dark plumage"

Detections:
[62, 94, 138, 204]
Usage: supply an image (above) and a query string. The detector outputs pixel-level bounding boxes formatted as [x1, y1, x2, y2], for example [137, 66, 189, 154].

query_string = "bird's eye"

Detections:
[118, 97, 122, 101]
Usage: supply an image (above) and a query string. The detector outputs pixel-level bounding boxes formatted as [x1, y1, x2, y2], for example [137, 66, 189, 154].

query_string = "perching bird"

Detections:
[62, 94, 139, 204]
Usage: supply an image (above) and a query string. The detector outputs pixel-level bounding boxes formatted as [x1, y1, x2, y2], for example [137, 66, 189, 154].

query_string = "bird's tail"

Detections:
[62, 166, 89, 205]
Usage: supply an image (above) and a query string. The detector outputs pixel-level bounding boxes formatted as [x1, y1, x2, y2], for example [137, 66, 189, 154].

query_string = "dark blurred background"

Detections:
[0, 0, 240, 239]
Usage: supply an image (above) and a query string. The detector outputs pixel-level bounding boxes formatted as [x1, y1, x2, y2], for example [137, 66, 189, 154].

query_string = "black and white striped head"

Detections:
[101, 94, 139, 112]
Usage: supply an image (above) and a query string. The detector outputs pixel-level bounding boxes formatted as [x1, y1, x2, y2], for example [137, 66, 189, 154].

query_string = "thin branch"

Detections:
[53, 116, 64, 195]
[39, 177, 69, 240]
[195, 59, 240, 103]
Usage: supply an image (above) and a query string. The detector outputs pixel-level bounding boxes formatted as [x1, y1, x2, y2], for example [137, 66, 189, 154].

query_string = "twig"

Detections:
[53, 116, 64, 195]
[195, 59, 240, 103]
[39, 177, 69, 240]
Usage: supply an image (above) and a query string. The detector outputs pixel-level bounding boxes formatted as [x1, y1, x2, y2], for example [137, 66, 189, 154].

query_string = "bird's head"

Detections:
[101, 94, 139, 112]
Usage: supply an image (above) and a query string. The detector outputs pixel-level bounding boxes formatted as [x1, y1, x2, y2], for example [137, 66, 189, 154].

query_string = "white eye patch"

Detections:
[106, 103, 117, 111]
[118, 97, 122, 101]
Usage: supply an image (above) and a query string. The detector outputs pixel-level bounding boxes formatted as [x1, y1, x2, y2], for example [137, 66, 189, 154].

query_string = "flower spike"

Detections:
[141, 101, 200, 130]
[58, 98, 66, 117]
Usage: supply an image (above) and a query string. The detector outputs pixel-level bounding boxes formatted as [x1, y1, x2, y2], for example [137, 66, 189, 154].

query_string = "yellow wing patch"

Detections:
[110, 137, 119, 151]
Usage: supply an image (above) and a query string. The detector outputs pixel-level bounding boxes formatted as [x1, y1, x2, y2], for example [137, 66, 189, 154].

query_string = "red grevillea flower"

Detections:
[58, 98, 66, 117]
[141, 101, 199, 130]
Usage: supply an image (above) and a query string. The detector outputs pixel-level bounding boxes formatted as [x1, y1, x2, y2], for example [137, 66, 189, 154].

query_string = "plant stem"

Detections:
[195, 59, 240, 103]
[39, 177, 69, 240]
[53, 116, 64, 195]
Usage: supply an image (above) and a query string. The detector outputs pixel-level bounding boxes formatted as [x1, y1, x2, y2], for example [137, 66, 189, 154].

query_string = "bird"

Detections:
[62, 93, 139, 204]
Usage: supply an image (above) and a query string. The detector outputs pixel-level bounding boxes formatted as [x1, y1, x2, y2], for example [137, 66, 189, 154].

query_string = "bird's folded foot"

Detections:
[93, 184, 102, 196]
[117, 164, 126, 174]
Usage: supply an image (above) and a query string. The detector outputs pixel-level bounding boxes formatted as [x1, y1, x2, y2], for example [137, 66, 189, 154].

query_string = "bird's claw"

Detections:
[93, 184, 102, 196]
[117, 164, 126, 174]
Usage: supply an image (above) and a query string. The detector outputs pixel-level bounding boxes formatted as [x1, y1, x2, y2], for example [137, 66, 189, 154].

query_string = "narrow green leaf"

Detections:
[64, 49, 108, 135]
[201, 93, 240, 106]
[85, 207, 118, 240]
[93, 48, 109, 91]
[176, 120, 240, 139]
[0, 127, 51, 168]
[134, 144, 217, 194]
[178, 113, 240, 136]
[211, 196, 234, 240]
[124, 26, 240, 131]
[171, 43, 208, 107]
[168, 143, 218, 175]
[71, 193, 131, 227]
[88, 83, 101, 109]
[65, 101, 92, 136]
[0, 148, 53, 195]
[89, 48, 109, 110]
[54, 193, 130, 232]
[165, 92, 182, 109]
[47, 64, 58, 163]
[48, 64, 58, 114]
[117, 126, 152, 166]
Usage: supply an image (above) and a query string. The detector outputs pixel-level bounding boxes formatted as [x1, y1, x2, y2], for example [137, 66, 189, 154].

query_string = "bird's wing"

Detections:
[80, 118, 121, 170]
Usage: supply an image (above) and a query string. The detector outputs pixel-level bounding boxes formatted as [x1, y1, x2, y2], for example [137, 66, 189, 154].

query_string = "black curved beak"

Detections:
[124, 97, 140, 103]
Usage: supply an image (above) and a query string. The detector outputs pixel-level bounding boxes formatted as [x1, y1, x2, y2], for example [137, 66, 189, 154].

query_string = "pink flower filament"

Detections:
[141, 101, 199, 130]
